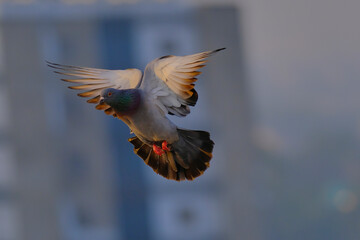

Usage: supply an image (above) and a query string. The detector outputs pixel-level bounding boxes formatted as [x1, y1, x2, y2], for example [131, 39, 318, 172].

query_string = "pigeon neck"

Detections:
[112, 89, 141, 116]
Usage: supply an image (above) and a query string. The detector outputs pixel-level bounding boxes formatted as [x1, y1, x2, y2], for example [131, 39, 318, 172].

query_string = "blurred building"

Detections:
[3, 0, 359, 240]
[0, 2, 253, 240]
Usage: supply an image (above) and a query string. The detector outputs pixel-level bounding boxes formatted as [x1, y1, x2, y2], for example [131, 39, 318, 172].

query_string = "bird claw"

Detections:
[153, 141, 171, 156]
[162, 141, 171, 151]
[153, 144, 164, 156]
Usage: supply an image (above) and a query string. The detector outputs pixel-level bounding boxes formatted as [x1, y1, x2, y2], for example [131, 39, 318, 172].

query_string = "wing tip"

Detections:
[87, 96, 100, 104]
[45, 60, 54, 66]
[159, 55, 173, 60]
[46, 61, 63, 69]
[213, 47, 226, 53]
[210, 48, 226, 55]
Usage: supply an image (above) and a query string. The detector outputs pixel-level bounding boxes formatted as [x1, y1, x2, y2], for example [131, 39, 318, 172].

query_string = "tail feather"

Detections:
[128, 129, 214, 181]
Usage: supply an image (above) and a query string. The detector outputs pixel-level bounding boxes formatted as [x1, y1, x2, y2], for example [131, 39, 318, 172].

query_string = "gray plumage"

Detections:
[48, 48, 225, 181]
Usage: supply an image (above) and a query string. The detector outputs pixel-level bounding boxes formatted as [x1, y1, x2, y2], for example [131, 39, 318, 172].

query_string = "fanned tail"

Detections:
[128, 129, 214, 181]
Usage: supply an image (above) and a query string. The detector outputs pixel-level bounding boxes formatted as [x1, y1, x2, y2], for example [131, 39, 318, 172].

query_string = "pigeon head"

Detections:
[100, 88, 141, 115]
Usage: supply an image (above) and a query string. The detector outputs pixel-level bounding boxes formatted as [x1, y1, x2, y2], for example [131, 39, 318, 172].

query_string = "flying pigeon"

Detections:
[47, 48, 225, 181]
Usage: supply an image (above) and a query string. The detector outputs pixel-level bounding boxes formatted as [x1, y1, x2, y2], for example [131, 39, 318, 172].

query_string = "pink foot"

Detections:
[153, 144, 164, 156]
[162, 141, 171, 151]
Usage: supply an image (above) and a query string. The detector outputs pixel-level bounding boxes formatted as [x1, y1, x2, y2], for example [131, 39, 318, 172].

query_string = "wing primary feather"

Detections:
[87, 96, 100, 103]
[182, 71, 201, 77]
[95, 103, 110, 110]
[213, 47, 226, 53]
[166, 81, 194, 96]
[185, 89, 198, 106]
[167, 76, 197, 85]
[183, 60, 207, 66]
[68, 84, 113, 90]
[159, 55, 173, 60]
[61, 78, 106, 83]
[47, 61, 104, 73]
[104, 108, 115, 115]
[77, 87, 107, 97]
[68, 84, 112, 90]
[54, 71, 97, 78]
[49, 66, 99, 75]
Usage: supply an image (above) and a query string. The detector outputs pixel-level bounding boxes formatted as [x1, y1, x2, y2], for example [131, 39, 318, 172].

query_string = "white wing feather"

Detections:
[141, 48, 225, 117]
[47, 62, 142, 116]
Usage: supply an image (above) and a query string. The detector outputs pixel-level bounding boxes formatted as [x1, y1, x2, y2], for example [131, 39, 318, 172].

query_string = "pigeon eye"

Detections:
[108, 92, 112, 97]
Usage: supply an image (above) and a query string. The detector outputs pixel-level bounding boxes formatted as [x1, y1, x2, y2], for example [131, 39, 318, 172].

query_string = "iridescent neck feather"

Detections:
[105, 89, 141, 115]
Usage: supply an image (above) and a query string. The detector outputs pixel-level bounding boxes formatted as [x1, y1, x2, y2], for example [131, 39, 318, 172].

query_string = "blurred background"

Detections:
[0, 0, 359, 239]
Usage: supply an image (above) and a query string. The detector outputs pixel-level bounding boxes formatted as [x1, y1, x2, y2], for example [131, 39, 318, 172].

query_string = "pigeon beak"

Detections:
[99, 96, 105, 104]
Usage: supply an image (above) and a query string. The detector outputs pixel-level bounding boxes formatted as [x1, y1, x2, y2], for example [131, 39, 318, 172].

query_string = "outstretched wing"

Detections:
[47, 62, 142, 117]
[141, 48, 225, 117]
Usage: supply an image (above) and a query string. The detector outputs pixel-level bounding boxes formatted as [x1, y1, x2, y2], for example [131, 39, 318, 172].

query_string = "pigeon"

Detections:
[47, 48, 225, 181]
